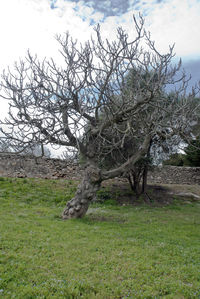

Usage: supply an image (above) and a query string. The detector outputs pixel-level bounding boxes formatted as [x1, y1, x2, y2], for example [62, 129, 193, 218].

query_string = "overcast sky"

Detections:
[0, 0, 200, 94]
[0, 0, 200, 155]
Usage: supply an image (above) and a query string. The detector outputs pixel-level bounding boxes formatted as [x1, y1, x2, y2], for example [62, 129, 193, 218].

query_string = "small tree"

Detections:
[27, 143, 51, 158]
[0, 15, 199, 219]
[184, 139, 200, 167]
[0, 135, 51, 158]
[163, 153, 185, 166]
[114, 68, 161, 197]
[0, 137, 12, 153]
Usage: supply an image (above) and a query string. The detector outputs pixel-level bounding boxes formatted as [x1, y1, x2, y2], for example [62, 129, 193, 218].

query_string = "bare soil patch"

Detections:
[100, 178, 200, 206]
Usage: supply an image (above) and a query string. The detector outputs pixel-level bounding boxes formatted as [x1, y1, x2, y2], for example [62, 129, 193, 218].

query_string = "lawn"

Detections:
[0, 177, 200, 298]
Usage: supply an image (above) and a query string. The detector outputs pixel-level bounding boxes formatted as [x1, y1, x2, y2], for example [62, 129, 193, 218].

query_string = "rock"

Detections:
[175, 192, 200, 200]
[0, 153, 199, 185]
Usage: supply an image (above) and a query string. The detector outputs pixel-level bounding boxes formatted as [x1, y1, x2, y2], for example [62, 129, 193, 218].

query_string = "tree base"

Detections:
[62, 165, 101, 219]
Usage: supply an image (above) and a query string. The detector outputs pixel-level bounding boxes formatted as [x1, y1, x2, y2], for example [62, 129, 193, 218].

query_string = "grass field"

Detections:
[0, 177, 200, 298]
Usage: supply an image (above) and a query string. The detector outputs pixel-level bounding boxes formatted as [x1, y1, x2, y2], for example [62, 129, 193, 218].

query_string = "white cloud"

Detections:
[0, 0, 94, 117]
[141, 0, 200, 58]
[92, 0, 200, 58]
[0, 0, 199, 70]
[0, 0, 200, 128]
[0, 0, 94, 71]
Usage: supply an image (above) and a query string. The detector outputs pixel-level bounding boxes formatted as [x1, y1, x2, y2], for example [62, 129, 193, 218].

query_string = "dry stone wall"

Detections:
[0, 153, 199, 185]
[148, 166, 200, 185]
[0, 153, 83, 180]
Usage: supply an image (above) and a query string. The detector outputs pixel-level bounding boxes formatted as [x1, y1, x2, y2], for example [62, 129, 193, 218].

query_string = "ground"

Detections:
[0, 177, 200, 298]
[100, 178, 200, 206]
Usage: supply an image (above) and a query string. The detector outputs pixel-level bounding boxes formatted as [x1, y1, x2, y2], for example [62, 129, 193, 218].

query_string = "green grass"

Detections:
[0, 177, 200, 298]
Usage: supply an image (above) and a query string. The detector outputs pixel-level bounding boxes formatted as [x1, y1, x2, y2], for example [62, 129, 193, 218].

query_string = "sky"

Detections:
[0, 0, 200, 156]
[0, 0, 200, 73]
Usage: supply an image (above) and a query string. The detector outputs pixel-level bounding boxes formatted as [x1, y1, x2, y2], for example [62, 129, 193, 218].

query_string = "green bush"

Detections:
[163, 153, 185, 166]
[184, 139, 200, 167]
[163, 139, 200, 167]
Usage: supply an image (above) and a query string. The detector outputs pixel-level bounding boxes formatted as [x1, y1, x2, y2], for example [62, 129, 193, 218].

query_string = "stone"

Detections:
[0, 153, 199, 185]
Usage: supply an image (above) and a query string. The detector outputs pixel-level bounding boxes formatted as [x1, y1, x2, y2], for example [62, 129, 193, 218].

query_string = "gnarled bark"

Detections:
[62, 165, 102, 219]
[62, 135, 152, 219]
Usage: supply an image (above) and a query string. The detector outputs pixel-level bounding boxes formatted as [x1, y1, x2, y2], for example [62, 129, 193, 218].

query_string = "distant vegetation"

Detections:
[163, 138, 200, 167]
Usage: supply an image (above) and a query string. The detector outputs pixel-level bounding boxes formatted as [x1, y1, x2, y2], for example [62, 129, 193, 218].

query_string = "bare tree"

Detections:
[0, 136, 12, 153]
[0, 15, 199, 219]
[26, 143, 51, 158]
[0, 134, 51, 157]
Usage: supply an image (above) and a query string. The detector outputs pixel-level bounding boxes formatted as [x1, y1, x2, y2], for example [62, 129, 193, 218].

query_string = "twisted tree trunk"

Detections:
[62, 135, 152, 219]
[62, 165, 102, 219]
